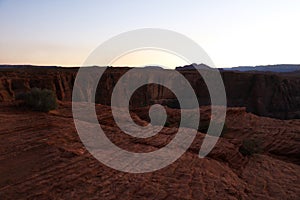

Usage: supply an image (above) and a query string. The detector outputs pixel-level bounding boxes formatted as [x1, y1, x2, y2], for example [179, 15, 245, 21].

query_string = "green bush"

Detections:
[164, 120, 171, 127]
[21, 88, 57, 112]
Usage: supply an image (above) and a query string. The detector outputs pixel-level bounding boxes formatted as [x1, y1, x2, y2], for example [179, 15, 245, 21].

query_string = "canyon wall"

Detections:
[0, 66, 299, 119]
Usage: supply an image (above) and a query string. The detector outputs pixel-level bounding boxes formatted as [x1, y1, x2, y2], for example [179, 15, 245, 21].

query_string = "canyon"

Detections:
[0, 65, 299, 199]
[0, 65, 299, 119]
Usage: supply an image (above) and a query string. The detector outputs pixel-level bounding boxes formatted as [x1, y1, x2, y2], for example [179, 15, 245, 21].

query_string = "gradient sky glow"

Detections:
[0, 0, 299, 68]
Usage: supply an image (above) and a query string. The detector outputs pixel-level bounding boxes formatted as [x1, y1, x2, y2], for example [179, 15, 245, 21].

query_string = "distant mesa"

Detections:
[142, 65, 164, 70]
[176, 63, 300, 73]
[0, 64, 59, 69]
[175, 63, 211, 71]
[222, 64, 300, 73]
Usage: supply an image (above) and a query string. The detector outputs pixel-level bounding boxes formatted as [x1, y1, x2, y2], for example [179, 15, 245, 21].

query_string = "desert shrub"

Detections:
[15, 92, 28, 101]
[20, 88, 57, 112]
[239, 138, 262, 156]
[164, 120, 171, 127]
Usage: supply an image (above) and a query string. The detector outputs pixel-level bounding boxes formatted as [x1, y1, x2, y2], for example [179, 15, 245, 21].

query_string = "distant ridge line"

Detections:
[1, 64, 300, 73]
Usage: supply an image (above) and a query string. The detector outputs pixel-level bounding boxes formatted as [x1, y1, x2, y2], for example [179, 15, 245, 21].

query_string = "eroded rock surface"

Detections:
[0, 102, 299, 199]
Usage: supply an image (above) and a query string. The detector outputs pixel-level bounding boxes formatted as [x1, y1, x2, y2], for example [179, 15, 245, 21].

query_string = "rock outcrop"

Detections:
[0, 66, 299, 119]
[0, 102, 299, 199]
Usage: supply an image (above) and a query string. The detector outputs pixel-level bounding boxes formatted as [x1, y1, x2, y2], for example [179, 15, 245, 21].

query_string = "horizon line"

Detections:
[1, 63, 300, 69]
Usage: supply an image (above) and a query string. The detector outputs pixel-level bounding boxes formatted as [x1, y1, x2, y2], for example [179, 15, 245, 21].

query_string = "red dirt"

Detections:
[0, 102, 299, 199]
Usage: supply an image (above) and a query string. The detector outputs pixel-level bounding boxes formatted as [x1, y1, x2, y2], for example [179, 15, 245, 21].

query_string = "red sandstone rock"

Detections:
[0, 66, 299, 119]
[0, 102, 299, 199]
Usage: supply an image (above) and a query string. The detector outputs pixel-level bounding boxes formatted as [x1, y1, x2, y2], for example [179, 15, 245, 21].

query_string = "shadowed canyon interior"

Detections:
[1, 65, 299, 119]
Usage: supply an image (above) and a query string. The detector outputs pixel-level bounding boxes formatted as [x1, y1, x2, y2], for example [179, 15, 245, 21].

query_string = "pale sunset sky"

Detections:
[0, 0, 299, 68]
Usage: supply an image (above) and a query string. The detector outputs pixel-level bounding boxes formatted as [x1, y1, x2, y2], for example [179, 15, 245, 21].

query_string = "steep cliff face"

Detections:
[222, 72, 300, 119]
[0, 68, 76, 102]
[0, 66, 299, 119]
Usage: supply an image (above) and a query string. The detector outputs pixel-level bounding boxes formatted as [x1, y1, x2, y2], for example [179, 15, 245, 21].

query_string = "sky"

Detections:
[0, 0, 299, 68]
